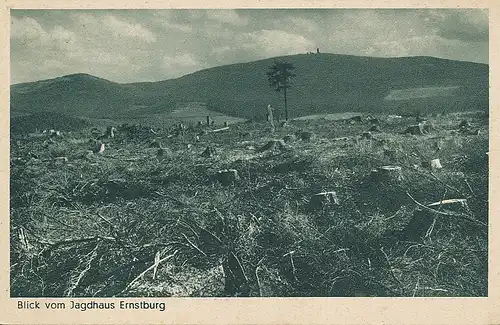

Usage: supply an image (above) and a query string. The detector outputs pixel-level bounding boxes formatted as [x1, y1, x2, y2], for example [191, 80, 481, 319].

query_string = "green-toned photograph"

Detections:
[10, 8, 488, 298]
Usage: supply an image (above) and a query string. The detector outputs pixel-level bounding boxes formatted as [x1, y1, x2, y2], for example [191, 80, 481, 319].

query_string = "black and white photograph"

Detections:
[9, 7, 490, 300]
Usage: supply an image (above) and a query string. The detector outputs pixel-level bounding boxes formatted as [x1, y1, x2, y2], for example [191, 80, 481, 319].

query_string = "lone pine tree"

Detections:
[267, 60, 296, 121]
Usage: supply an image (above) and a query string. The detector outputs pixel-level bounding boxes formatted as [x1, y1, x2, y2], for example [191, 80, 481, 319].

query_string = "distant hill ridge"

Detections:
[11, 53, 488, 123]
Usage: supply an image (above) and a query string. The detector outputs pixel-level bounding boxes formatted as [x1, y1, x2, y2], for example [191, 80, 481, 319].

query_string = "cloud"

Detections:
[205, 10, 248, 26]
[244, 29, 314, 57]
[10, 9, 489, 84]
[162, 53, 203, 77]
[11, 16, 76, 49]
[102, 15, 156, 43]
[431, 10, 488, 42]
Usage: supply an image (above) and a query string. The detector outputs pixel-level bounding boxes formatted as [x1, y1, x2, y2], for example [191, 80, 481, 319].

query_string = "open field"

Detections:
[10, 110, 488, 297]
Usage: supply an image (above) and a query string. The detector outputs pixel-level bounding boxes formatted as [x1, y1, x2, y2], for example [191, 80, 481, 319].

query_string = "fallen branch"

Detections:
[429, 172, 466, 197]
[406, 192, 487, 228]
[380, 246, 404, 295]
[255, 257, 265, 297]
[116, 249, 179, 296]
[182, 233, 207, 257]
[40, 235, 115, 250]
[209, 127, 230, 133]
[65, 242, 99, 297]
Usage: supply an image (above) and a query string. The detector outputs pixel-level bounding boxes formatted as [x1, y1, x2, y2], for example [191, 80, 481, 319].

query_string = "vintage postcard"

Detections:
[1, 0, 498, 324]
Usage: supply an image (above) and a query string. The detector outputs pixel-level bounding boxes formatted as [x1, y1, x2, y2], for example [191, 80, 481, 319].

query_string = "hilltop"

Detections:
[11, 53, 488, 131]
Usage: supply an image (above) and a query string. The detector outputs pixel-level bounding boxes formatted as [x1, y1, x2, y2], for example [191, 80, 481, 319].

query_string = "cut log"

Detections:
[371, 165, 403, 183]
[214, 169, 239, 185]
[427, 198, 469, 212]
[257, 140, 287, 153]
[307, 191, 340, 211]
[210, 127, 230, 133]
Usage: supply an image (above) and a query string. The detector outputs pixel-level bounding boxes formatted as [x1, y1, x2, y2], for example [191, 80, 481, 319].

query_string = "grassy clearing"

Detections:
[10, 111, 488, 297]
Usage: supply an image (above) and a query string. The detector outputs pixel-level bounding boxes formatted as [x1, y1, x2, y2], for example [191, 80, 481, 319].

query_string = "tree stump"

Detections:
[371, 165, 403, 183]
[149, 139, 162, 148]
[106, 126, 117, 138]
[404, 124, 424, 135]
[201, 145, 217, 158]
[93, 141, 105, 154]
[416, 116, 426, 124]
[348, 115, 363, 123]
[257, 140, 287, 153]
[296, 131, 315, 141]
[53, 156, 68, 165]
[430, 158, 442, 170]
[361, 131, 372, 140]
[307, 191, 340, 211]
[459, 120, 470, 128]
[157, 147, 172, 157]
[421, 122, 433, 134]
[214, 169, 239, 185]
[282, 134, 296, 143]
[49, 130, 62, 138]
[460, 128, 480, 136]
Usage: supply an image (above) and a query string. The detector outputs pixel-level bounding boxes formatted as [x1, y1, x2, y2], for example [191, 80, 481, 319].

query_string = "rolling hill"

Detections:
[11, 53, 488, 130]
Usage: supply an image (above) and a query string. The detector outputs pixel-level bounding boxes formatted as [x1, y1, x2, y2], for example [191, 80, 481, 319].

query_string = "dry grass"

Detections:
[10, 112, 488, 297]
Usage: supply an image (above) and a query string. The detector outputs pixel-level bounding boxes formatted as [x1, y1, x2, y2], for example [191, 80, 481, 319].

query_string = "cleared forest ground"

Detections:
[10, 111, 488, 297]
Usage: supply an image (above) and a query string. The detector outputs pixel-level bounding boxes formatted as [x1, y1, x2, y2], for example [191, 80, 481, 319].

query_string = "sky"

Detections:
[10, 9, 489, 84]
